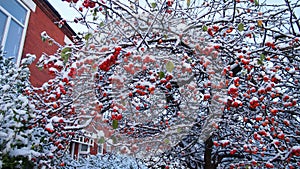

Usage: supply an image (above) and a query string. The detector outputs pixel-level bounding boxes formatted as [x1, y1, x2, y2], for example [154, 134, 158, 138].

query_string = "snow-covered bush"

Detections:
[0, 50, 36, 168]
[62, 154, 147, 169]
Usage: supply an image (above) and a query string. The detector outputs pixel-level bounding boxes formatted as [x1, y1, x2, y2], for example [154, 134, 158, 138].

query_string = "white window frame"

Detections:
[106, 144, 111, 152]
[73, 136, 94, 144]
[21, 0, 36, 12]
[79, 143, 90, 155]
[0, 0, 34, 66]
[90, 139, 94, 145]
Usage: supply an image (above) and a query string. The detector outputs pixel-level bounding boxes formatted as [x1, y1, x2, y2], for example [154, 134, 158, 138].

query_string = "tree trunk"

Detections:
[204, 136, 217, 169]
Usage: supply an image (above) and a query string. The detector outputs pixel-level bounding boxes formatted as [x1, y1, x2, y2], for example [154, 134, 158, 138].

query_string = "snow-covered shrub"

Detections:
[62, 154, 147, 169]
[0, 50, 36, 168]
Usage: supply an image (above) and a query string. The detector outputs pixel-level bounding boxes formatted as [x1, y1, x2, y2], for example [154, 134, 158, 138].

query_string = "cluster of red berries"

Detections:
[265, 41, 276, 49]
[166, 0, 174, 7]
[99, 46, 122, 71]
[68, 67, 77, 77]
[207, 25, 219, 36]
[44, 61, 63, 75]
[111, 113, 123, 120]
[82, 0, 96, 8]
[160, 74, 173, 89]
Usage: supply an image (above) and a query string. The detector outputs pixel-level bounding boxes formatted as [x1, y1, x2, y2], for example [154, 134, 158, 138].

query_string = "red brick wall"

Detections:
[90, 142, 98, 155]
[22, 1, 71, 87]
[74, 142, 79, 158]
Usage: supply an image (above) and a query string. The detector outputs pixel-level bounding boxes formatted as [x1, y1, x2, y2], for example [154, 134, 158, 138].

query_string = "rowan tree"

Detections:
[17, 30, 101, 168]
[36, 0, 300, 168]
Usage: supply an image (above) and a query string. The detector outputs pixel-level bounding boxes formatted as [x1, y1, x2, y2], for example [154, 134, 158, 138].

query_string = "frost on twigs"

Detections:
[41, 0, 300, 168]
[70, 0, 225, 159]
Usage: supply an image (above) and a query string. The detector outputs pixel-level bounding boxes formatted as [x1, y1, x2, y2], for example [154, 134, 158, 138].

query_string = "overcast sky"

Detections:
[47, 0, 88, 33]
[48, 0, 300, 33]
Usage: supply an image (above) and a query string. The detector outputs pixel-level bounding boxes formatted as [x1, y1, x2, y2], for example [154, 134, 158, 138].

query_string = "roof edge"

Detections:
[34, 0, 76, 40]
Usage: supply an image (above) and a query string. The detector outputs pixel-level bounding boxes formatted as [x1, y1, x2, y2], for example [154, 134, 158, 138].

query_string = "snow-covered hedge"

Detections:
[62, 154, 147, 169]
[0, 52, 36, 168]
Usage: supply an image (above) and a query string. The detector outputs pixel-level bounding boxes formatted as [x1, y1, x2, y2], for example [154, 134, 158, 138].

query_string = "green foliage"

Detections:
[257, 54, 265, 65]
[61, 47, 72, 64]
[159, 71, 165, 79]
[151, 2, 157, 8]
[98, 137, 105, 144]
[112, 120, 118, 129]
[166, 61, 175, 72]
[84, 33, 93, 41]
[237, 23, 244, 31]
[1, 154, 34, 169]
[187, 0, 191, 7]
[99, 21, 104, 27]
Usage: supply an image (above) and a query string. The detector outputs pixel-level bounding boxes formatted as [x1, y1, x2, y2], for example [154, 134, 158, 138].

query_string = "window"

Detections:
[106, 144, 111, 152]
[81, 144, 88, 152]
[98, 144, 103, 154]
[79, 143, 89, 156]
[0, 0, 30, 63]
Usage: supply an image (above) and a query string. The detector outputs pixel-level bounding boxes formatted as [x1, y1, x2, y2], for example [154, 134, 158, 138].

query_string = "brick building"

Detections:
[23, 0, 75, 87]
[0, 0, 74, 86]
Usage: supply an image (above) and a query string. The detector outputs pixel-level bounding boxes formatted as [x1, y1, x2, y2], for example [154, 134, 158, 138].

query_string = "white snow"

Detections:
[2, 84, 10, 91]
[10, 147, 40, 157]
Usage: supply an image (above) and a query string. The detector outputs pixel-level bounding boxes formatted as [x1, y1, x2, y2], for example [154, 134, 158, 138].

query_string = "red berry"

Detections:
[165, 83, 172, 89]
[112, 114, 118, 120]
[166, 0, 173, 6]
[136, 106, 140, 110]
[115, 46, 122, 51]
[277, 133, 285, 140]
[213, 141, 219, 147]
[230, 148, 237, 155]
[265, 163, 274, 168]
[270, 109, 278, 115]
[116, 114, 122, 120]
[255, 116, 263, 121]
[203, 94, 210, 101]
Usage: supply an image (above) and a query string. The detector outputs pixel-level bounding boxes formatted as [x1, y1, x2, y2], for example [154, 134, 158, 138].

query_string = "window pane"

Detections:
[81, 144, 88, 152]
[106, 145, 111, 152]
[0, 10, 7, 46]
[4, 20, 23, 60]
[98, 144, 103, 154]
[0, 0, 27, 24]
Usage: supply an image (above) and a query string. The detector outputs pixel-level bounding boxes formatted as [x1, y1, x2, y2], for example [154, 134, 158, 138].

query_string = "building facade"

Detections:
[69, 130, 113, 160]
[23, 0, 75, 87]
